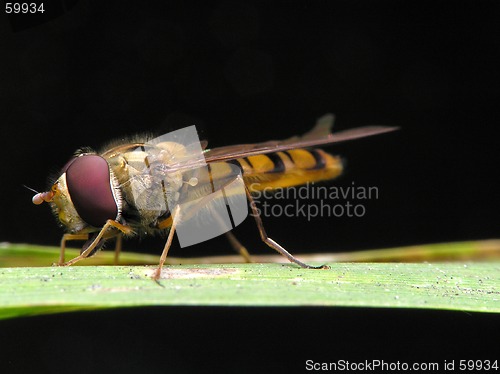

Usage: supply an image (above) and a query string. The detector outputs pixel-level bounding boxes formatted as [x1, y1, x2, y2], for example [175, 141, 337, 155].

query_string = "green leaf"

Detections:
[2, 240, 500, 267]
[0, 242, 499, 319]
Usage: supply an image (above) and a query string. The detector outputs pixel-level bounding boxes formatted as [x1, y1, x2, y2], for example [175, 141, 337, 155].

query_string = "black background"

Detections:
[1, 1, 499, 373]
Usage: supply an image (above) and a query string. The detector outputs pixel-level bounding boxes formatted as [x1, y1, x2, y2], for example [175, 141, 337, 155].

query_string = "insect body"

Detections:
[32, 114, 396, 279]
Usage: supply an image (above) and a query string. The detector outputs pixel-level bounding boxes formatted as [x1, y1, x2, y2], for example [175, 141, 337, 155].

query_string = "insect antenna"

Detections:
[23, 184, 40, 194]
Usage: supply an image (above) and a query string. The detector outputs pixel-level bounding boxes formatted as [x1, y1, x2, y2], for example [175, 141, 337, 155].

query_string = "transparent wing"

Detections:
[161, 114, 397, 172]
[203, 114, 397, 164]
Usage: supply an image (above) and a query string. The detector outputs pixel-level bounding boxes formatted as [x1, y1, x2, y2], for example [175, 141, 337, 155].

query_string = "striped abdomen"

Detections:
[231, 149, 343, 192]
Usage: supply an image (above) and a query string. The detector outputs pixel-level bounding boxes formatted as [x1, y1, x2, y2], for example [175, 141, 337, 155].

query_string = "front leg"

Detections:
[57, 220, 133, 266]
[58, 233, 90, 265]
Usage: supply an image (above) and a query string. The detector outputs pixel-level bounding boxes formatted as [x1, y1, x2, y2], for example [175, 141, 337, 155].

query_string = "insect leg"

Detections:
[59, 220, 132, 266]
[58, 233, 89, 265]
[245, 186, 326, 269]
[153, 205, 181, 280]
[224, 232, 252, 263]
[113, 233, 123, 265]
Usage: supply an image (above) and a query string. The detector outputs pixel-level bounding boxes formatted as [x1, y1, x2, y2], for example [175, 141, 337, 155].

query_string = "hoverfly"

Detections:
[32, 114, 396, 279]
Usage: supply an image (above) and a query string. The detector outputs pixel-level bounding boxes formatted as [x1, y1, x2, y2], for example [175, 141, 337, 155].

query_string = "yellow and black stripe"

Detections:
[230, 148, 343, 191]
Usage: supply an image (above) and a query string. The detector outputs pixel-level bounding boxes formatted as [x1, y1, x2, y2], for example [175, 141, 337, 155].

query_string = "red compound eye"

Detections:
[65, 155, 118, 227]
